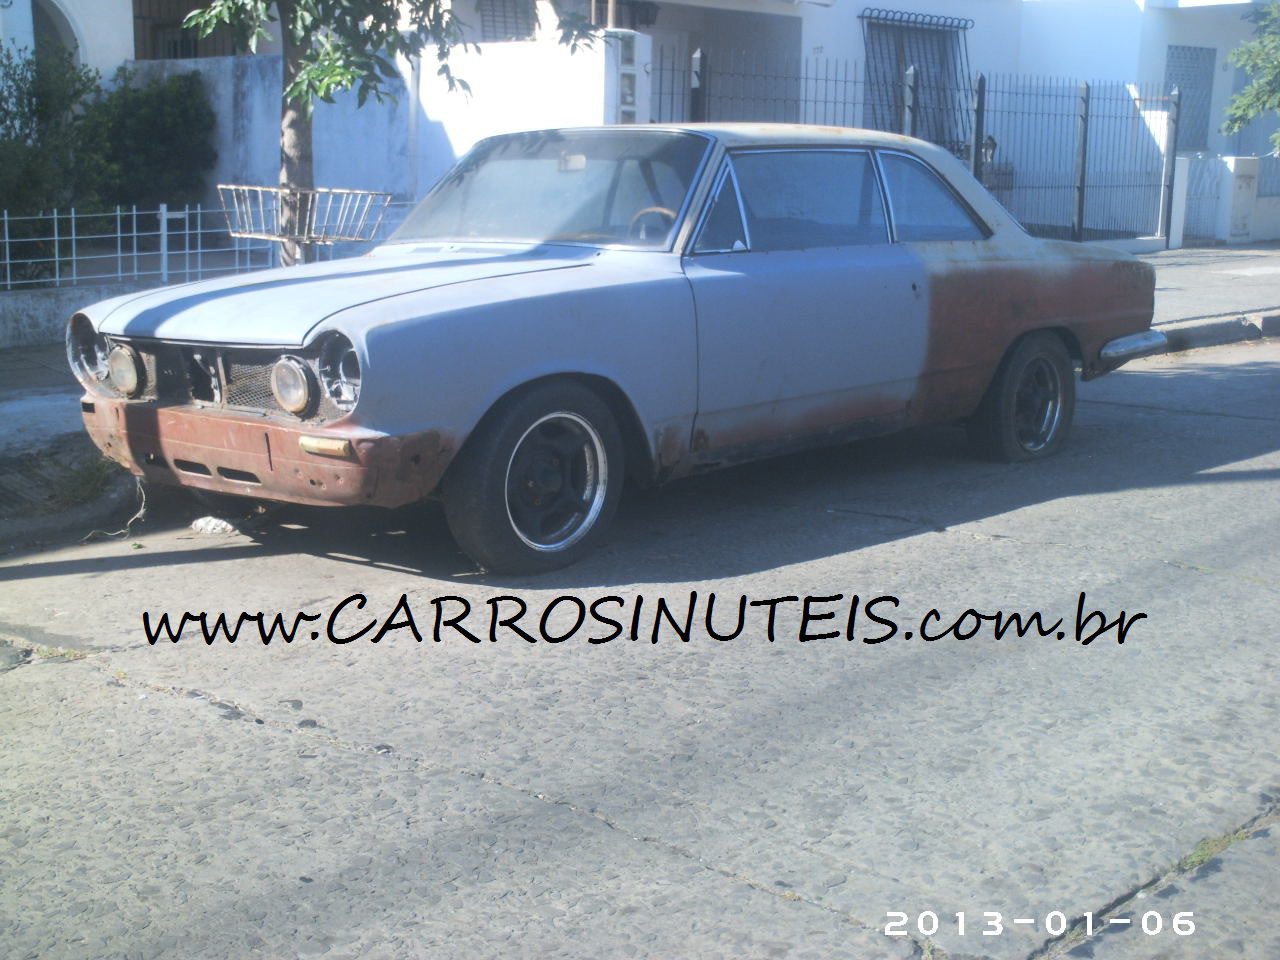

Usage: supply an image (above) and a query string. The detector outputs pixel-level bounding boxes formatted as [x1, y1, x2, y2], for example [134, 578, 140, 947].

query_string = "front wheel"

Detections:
[443, 382, 624, 574]
[968, 332, 1076, 462]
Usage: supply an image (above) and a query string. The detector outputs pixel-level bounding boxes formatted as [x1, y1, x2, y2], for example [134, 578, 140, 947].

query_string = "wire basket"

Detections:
[217, 184, 392, 245]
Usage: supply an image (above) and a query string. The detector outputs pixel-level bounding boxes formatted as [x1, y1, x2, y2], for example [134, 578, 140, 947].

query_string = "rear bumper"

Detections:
[1099, 329, 1168, 371]
[81, 396, 453, 508]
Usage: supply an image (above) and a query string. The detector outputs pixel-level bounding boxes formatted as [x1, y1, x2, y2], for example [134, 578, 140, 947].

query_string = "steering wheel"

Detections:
[628, 205, 678, 240]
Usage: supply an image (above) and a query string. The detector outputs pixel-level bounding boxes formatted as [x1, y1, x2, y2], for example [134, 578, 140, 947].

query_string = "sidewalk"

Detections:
[1141, 241, 1280, 325]
[0, 343, 81, 457]
[0, 344, 132, 541]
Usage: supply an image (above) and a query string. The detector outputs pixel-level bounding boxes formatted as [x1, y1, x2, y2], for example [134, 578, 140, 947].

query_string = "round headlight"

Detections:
[271, 357, 314, 416]
[106, 344, 144, 397]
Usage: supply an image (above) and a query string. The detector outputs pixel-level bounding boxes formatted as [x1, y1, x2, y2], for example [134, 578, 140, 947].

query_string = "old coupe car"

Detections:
[69, 124, 1163, 573]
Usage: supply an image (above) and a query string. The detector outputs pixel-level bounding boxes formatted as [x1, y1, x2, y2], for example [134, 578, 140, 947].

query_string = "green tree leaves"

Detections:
[183, 0, 599, 110]
[1225, 1, 1280, 152]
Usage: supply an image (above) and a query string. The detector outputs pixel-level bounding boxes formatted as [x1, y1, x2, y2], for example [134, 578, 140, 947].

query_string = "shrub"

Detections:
[0, 45, 218, 214]
[0, 43, 100, 213]
[79, 69, 219, 210]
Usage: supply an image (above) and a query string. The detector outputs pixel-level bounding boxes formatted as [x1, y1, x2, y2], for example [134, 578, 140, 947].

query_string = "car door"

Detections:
[682, 148, 930, 462]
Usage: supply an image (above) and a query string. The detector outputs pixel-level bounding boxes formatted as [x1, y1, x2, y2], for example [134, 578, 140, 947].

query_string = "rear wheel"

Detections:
[443, 382, 624, 574]
[968, 332, 1075, 462]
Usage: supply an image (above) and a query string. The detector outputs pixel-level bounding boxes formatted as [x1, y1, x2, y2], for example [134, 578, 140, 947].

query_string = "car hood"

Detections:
[86, 244, 594, 346]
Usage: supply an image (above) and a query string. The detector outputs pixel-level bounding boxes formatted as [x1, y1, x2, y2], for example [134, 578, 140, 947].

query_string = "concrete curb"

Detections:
[0, 472, 139, 553]
[1155, 310, 1280, 354]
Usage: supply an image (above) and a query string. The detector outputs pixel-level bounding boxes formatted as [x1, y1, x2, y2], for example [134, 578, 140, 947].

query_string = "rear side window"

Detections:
[880, 152, 987, 242]
[729, 150, 889, 251]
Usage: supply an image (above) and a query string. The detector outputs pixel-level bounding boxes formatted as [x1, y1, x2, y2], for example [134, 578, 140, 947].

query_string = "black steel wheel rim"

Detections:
[504, 412, 607, 552]
[1013, 356, 1063, 452]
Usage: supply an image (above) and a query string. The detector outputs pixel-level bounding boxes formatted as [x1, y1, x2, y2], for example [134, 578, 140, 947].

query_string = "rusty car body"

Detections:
[68, 124, 1162, 572]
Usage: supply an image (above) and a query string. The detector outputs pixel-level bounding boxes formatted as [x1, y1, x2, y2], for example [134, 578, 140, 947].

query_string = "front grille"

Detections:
[106, 340, 344, 423]
[224, 353, 277, 410]
[132, 343, 187, 402]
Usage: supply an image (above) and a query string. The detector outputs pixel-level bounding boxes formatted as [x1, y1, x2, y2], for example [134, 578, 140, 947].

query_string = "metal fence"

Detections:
[652, 46, 1181, 242]
[0, 201, 415, 293]
[652, 47, 865, 128]
[975, 76, 1175, 241]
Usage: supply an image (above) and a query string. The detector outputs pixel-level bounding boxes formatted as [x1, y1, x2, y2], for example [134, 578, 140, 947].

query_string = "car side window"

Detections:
[693, 169, 748, 253]
[729, 150, 889, 251]
[879, 152, 987, 242]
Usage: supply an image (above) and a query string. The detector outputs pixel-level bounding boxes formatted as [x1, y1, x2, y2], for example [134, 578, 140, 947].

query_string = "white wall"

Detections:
[1, 0, 132, 75]
[127, 3, 626, 204]
[1019, 0, 1147, 80]
[130, 55, 417, 203]
[1253, 196, 1280, 242]
[41, 0, 133, 75]
[410, 5, 624, 193]
[1019, 0, 1267, 155]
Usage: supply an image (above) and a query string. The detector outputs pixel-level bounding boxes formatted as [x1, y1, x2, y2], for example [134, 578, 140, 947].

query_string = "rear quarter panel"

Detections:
[911, 236, 1156, 421]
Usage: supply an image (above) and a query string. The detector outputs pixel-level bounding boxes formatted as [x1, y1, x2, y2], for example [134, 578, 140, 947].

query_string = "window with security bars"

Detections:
[860, 9, 973, 155]
[1164, 45, 1216, 152]
[478, 0, 538, 42]
[132, 0, 236, 59]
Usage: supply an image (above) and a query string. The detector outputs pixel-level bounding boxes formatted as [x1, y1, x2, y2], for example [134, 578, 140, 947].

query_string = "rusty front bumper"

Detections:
[81, 396, 453, 508]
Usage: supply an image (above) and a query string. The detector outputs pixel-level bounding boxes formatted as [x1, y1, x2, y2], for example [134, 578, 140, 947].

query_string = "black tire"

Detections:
[442, 381, 625, 574]
[967, 332, 1076, 462]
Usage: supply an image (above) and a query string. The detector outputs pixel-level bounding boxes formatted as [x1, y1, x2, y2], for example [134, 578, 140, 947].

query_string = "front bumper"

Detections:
[81, 396, 454, 508]
[1099, 329, 1168, 371]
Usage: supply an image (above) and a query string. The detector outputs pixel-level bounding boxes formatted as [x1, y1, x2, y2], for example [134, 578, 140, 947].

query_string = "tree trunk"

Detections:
[278, 0, 313, 267]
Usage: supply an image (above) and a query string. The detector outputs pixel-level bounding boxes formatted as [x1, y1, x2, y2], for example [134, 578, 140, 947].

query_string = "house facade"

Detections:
[1021, 0, 1275, 157]
[1, 0, 1276, 242]
[4, 1, 1273, 132]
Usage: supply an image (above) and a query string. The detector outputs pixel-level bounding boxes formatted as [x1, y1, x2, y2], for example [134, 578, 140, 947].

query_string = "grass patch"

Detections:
[31, 644, 89, 661]
[1177, 829, 1249, 872]
[49, 456, 118, 509]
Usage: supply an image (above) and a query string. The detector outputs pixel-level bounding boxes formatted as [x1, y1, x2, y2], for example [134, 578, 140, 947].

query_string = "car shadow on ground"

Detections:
[2, 354, 1278, 587]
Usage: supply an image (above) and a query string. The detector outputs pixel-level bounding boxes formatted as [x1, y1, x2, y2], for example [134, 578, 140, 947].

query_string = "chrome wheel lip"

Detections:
[1014, 356, 1064, 453]
[504, 411, 608, 553]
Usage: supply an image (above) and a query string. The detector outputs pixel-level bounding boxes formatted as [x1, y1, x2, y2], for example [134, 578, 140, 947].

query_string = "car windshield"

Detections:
[388, 129, 710, 249]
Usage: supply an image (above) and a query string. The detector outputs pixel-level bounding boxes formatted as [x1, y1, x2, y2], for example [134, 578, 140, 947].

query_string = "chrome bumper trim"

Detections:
[1100, 329, 1168, 366]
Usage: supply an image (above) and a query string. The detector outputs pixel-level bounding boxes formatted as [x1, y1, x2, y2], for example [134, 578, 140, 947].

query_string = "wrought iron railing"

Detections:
[0, 200, 415, 292]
